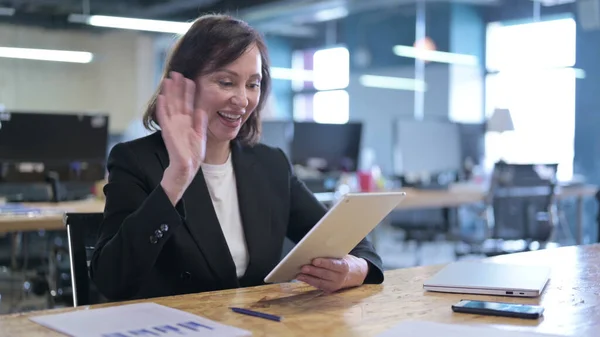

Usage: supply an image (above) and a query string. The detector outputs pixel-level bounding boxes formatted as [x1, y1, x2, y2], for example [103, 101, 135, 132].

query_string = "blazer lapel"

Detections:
[154, 140, 239, 289]
[231, 142, 272, 286]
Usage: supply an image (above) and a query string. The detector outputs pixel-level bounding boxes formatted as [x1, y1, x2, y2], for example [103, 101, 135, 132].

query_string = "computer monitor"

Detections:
[393, 119, 461, 175]
[0, 111, 109, 163]
[260, 120, 293, 157]
[0, 111, 109, 182]
[291, 121, 362, 172]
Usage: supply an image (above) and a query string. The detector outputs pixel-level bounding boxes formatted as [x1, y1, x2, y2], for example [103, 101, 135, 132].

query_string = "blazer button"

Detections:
[149, 235, 158, 244]
[180, 271, 191, 280]
[155, 229, 163, 239]
[160, 224, 169, 232]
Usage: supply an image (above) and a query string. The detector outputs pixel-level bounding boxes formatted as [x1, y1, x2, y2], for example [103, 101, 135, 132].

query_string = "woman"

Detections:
[90, 14, 384, 301]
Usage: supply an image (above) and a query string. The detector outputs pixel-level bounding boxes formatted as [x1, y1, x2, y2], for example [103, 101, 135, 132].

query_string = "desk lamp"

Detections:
[487, 108, 514, 163]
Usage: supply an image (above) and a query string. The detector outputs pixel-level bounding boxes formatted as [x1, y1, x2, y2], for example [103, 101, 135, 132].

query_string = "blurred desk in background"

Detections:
[317, 185, 597, 209]
[0, 199, 104, 234]
[317, 184, 598, 245]
[400, 185, 597, 245]
[0, 184, 596, 241]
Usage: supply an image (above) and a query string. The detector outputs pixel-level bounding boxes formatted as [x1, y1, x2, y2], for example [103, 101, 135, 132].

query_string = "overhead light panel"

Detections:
[68, 14, 192, 34]
[0, 47, 93, 63]
[359, 75, 427, 92]
[495, 66, 586, 79]
[0, 7, 15, 16]
[393, 45, 478, 66]
[314, 7, 348, 22]
[270, 67, 313, 81]
[530, 0, 575, 5]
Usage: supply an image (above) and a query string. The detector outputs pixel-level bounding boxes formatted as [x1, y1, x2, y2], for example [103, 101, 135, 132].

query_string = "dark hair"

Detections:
[143, 14, 271, 146]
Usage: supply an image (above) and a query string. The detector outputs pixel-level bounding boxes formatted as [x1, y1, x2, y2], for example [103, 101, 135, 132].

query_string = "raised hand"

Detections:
[157, 72, 208, 205]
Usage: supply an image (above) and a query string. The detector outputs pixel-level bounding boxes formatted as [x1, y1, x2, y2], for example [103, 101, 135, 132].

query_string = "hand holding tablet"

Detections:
[264, 192, 407, 286]
[296, 255, 369, 293]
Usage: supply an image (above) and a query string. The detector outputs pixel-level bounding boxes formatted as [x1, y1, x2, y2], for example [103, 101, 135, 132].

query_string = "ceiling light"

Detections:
[0, 47, 93, 63]
[314, 7, 348, 22]
[530, 0, 575, 5]
[0, 7, 14, 16]
[359, 75, 427, 92]
[393, 45, 478, 66]
[270, 67, 314, 81]
[68, 14, 192, 34]
[495, 66, 586, 79]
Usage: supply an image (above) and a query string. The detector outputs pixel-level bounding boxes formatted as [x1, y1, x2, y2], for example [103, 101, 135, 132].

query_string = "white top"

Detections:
[201, 153, 249, 278]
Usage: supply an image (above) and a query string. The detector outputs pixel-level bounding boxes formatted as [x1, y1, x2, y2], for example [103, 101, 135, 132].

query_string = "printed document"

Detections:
[29, 302, 252, 337]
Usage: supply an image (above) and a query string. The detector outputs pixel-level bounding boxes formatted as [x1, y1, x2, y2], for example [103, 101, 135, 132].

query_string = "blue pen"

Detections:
[230, 307, 283, 322]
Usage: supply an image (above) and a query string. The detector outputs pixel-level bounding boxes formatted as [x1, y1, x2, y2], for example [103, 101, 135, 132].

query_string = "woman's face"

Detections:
[196, 43, 262, 144]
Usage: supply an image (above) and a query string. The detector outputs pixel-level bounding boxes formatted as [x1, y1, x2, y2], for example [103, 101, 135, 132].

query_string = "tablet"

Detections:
[264, 191, 406, 284]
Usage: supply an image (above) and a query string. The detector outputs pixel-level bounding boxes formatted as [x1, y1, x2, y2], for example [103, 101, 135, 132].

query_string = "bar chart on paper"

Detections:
[29, 303, 252, 337]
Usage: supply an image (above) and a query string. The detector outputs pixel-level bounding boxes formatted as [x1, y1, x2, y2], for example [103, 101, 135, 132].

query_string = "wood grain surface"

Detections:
[1, 244, 598, 336]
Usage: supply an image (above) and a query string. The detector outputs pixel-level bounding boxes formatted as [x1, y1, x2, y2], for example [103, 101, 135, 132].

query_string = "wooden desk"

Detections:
[1, 244, 598, 336]
[0, 199, 104, 234]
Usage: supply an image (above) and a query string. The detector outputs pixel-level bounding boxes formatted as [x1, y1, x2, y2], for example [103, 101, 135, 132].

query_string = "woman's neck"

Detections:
[204, 139, 231, 165]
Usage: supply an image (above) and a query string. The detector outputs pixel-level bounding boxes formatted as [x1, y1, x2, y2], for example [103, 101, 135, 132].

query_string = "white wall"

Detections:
[0, 24, 158, 133]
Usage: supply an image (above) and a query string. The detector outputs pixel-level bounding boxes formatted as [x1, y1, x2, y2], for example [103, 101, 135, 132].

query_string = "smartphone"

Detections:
[452, 299, 544, 319]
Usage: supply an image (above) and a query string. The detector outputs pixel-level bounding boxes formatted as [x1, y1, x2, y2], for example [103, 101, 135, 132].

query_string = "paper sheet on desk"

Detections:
[29, 302, 252, 337]
[0, 204, 65, 216]
[377, 321, 562, 337]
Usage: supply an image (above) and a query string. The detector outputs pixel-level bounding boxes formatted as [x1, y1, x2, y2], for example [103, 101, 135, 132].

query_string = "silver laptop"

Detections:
[423, 261, 551, 297]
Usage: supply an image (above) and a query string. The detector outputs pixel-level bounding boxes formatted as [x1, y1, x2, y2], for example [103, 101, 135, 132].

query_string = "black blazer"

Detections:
[90, 131, 384, 301]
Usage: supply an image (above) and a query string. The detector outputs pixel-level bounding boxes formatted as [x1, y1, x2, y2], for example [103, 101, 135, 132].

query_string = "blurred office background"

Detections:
[1, 0, 599, 314]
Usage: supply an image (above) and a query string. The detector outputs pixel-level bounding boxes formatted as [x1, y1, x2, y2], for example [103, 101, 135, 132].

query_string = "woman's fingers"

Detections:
[193, 107, 208, 136]
[296, 261, 347, 293]
[312, 258, 349, 274]
[164, 71, 183, 116]
[159, 71, 200, 132]
[295, 257, 365, 293]
[156, 94, 168, 126]
[296, 274, 338, 293]
[160, 75, 169, 96]
[160, 79, 173, 118]
[301, 265, 339, 282]
[173, 72, 183, 116]
[183, 78, 195, 115]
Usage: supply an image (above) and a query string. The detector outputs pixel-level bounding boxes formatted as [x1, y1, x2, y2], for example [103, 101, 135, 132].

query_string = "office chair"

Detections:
[460, 163, 559, 256]
[60, 212, 106, 307]
[387, 208, 454, 267]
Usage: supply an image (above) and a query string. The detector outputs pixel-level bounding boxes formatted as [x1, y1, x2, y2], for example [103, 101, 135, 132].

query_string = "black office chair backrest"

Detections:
[63, 212, 104, 307]
[487, 163, 557, 241]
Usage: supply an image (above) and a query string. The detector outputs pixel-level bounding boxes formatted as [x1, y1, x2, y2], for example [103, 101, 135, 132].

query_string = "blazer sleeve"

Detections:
[90, 142, 186, 300]
[280, 150, 384, 284]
